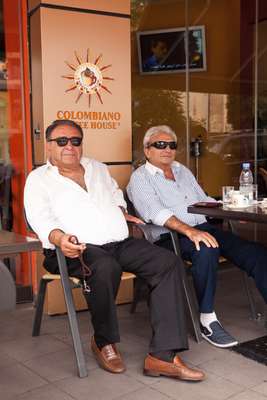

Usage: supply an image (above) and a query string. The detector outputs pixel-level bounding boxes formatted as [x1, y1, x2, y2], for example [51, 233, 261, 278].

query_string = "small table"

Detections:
[0, 230, 41, 256]
[0, 230, 41, 310]
[187, 203, 267, 224]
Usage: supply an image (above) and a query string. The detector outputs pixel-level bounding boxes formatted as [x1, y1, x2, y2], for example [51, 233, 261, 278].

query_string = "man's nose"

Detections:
[163, 146, 172, 152]
[65, 142, 75, 149]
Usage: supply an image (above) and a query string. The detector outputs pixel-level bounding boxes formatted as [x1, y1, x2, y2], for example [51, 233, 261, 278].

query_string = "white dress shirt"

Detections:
[127, 161, 215, 241]
[24, 157, 128, 249]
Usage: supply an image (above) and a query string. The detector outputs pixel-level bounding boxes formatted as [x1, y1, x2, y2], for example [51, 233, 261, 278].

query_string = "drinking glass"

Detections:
[222, 186, 234, 204]
[252, 184, 258, 204]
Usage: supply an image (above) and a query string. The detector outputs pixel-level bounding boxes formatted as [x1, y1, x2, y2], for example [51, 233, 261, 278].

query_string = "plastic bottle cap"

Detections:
[242, 162, 250, 169]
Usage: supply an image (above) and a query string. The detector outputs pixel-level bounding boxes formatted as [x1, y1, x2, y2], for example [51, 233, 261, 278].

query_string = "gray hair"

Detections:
[143, 125, 177, 148]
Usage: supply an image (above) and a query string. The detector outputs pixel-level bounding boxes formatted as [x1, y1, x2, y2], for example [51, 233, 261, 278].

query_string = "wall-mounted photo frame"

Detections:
[137, 25, 207, 75]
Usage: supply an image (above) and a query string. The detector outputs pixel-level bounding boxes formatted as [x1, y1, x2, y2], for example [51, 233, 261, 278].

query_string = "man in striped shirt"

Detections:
[127, 125, 267, 348]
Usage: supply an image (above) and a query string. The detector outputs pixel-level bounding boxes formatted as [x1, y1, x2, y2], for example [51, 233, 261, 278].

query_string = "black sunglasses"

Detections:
[148, 141, 177, 150]
[47, 136, 82, 147]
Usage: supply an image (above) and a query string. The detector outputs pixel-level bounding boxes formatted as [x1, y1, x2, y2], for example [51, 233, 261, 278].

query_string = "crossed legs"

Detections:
[157, 222, 267, 348]
[82, 237, 188, 353]
[43, 237, 205, 380]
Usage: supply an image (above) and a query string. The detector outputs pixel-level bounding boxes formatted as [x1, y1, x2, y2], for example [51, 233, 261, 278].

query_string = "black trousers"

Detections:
[43, 237, 188, 353]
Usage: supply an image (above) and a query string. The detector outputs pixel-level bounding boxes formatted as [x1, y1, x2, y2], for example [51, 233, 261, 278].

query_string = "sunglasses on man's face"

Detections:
[47, 136, 82, 147]
[148, 141, 177, 150]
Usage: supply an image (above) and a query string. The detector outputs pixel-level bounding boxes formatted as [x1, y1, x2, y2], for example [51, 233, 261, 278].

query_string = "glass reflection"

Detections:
[131, 0, 266, 198]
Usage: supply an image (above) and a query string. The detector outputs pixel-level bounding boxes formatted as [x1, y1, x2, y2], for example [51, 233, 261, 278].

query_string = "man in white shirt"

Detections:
[24, 119, 204, 381]
[127, 125, 267, 349]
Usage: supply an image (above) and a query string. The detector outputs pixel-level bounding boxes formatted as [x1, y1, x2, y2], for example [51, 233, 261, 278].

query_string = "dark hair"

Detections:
[45, 119, 84, 140]
[151, 39, 167, 48]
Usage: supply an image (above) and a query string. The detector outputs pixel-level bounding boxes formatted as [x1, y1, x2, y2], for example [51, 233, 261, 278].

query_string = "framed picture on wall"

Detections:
[137, 25, 207, 75]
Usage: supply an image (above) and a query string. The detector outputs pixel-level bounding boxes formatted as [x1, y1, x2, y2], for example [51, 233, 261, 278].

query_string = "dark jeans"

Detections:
[156, 222, 267, 313]
[43, 237, 188, 353]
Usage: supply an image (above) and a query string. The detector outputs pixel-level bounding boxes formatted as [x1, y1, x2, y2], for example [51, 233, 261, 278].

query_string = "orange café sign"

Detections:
[56, 110, 121, 130]
[58, 50, 122, 130]
[63, 50, 113, 107]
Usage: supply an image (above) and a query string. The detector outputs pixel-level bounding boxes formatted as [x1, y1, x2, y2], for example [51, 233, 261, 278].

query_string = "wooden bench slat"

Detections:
[42, 271, 136, 285]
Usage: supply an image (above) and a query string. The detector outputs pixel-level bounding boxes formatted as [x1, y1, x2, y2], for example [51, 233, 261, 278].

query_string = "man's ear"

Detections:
[144, 147, 150, 160]
[45, 142, 51, 157]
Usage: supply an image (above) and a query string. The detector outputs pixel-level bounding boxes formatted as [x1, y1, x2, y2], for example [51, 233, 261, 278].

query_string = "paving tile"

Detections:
[228, 325, 266, 344]
[219, 311, 266, 343]
[227, 389, 267, 400]
[0, 335, 70, 362]
[119, 335, 148, 358]
[252, 382, 267, 397]
[37, 316, 73, 336]
[12, 384, 75, 400]
[52, 330, 92, 346]
[49, 314, 94, 345]
[181, 338, 225, 366]
[115, 386, 172, 400]
[41, 313, 92, 337]
[151, 371, 244, 400]
[0, 363, 46, 399]
[2, 267, 267, 400]
[0, 351, 18, 369]
[124, 355, 163, 386]
[118, 319, 150, 340]
[0, 304, 34, 326]
[0, 321, 31, 342]
[23, 348, 96, 382]
[198, 352, 267, 388]
[55, 367, 144, 400]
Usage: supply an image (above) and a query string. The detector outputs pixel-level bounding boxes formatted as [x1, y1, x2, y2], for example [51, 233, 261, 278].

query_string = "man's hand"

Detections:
[59, 234, 86, 258]
[185, 227, 218, 251]
[49, 229, 86, 258]
[124, 213, 145, 225]
[119, 206, 145, 225]
[164, 216, 218, 251]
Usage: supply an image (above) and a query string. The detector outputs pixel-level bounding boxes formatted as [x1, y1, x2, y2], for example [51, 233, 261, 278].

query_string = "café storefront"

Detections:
[1, 0, 267, 304]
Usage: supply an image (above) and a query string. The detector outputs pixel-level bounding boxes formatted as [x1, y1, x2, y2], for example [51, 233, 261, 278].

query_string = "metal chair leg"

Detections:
[170, 230, 202, 343]
[32, 278, 51, 336]
[56, 247, 88, 378]
[181, 271, 202, 343]
[242, 272, 258, 320]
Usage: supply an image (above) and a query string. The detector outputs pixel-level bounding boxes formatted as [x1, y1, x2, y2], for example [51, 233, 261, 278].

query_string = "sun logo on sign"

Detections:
[62, 49, 114, 107]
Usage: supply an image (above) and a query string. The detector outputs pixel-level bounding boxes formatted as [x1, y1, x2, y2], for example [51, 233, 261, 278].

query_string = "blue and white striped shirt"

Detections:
[127, 161, 214, 241]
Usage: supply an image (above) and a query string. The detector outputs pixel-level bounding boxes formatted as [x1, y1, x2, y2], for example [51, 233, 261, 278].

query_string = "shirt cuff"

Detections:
[38, 225, 61, 250]
[153, 209, 174, 226]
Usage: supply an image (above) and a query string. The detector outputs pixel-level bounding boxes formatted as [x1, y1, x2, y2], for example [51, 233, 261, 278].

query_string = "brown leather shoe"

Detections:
[144, 354, 205, 381]
[91, 336, 126, 373]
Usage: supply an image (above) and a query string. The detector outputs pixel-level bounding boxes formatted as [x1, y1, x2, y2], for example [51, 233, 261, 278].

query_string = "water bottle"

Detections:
[239, 162, 253, 204]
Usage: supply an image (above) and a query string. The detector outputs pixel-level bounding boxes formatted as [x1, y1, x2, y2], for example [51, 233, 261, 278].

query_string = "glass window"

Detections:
[1, 0, 33, 302]
[131, 0, 187, 167]
[131, 0, 266, 198]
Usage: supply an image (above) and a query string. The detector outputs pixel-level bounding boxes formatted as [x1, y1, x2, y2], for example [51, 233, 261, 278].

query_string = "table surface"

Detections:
[188, 204, 267, 224]
[0, 230, 42, 256]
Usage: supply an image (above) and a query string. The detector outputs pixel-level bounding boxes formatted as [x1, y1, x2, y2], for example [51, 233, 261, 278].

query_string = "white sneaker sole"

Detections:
[201, 333, 238, 348]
